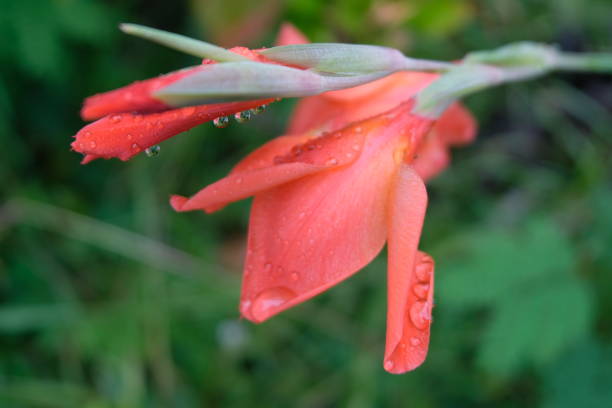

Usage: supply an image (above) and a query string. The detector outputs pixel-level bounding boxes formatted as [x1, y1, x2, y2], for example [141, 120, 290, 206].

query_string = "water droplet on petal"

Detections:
[290, 271, 299, 281]
[352, 144, 361, 151]
[384, 360, 395, 371]
[250, 287, 296, 322]
[234, 110, 252, 123]
[410, 301, 431, 330]
[145, 145, 160, 157]
[89, 141, 97, 149]
[354, 126, 362, 133]
[413, 283, 429, 300]
[240, 300, 252, 314]
[251, 104, 266, 115]
[213, 116, 230, 128]
[415, 261, 432, 283]
[131, 143, 141, 151]
[84, 131, 92, 137]
[110, 115, 122, 124]
[410, 337, 421, 346]
[235, 177, 243, 184]
[325, 158, 338, 165]
[126, 133, 133, 141]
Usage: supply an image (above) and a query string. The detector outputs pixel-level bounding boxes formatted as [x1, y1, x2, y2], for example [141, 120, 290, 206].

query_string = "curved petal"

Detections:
[72, 99, 272, 163]
[411, 134, 450, 181]
[287, 72, 437, 135]
[274, 23, 310, 46]
[434, 102, 477, 146]
[170, 115, 371, 213]
[238, 109, 423, 323]
[170, 162, 330, 213]
[384, 165, 432, 374]
[230, 133, 316, 174]
[80, 66, 205, 120]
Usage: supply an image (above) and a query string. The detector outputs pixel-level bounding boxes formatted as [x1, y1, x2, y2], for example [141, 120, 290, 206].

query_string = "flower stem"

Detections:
[413, 44, 612, 118]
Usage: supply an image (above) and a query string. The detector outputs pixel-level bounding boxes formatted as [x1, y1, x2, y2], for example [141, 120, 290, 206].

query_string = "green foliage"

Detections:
[1, 0, 611, 407]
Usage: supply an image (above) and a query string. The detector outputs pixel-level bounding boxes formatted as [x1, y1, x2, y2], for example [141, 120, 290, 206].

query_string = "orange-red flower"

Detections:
[72, 47, 277, 164]
[74, 23, 476, 374]
[170, 26, 477, 374]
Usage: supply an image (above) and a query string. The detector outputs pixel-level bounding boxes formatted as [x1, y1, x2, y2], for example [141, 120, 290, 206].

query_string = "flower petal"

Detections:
[287, 72, 437, 134]
[170, 162, 330, 213]
[384, 164, 432, 374]
[80, 66, 205, 121]
[434, 102, 477, 146]
[411, 134, 450, 181]
[238, 110, 420, 323]
[275, 23, 309, 46]
[170, 116, 372, 213]
[73, 99, 272, 163]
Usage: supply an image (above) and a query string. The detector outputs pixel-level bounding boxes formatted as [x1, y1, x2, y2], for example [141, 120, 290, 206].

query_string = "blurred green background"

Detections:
[1, 0, 611, 407]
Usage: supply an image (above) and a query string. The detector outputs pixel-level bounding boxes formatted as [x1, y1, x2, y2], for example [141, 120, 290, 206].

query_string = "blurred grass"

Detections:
[0, 0, 611, 407]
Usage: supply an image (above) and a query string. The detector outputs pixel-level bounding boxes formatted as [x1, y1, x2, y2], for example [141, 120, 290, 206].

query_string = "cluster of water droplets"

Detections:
[213, 104, 267, 128]
[410, 257, 433, 330]
[145, 145, 160, 157]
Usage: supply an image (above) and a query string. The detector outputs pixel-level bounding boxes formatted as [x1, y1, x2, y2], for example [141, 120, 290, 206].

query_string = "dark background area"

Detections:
[1, 0, 611, 406]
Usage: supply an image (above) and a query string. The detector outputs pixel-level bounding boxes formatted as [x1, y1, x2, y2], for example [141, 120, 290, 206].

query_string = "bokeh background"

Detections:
[1, 0, 611, 406]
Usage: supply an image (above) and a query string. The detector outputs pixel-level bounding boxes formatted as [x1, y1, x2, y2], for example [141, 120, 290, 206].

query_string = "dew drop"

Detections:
[412, 283, 429, 300]
[325, 158, 338, 165]
[352, 144, 361, 151]
[415, 261, 432, 283]
[234, 110, 252, 123]
[213, 116, 230, 128]
[354, 126, 362, 133]
[126, 133, 133, 141]
[409, 301, 431, 330]
[384, 360, 395, 371]
[89, 141, 97, 149]
[145, 145, 160, 157]
[251, 104, 266, 115]
[84, 131, 92, 137]
[131, 143, 141, 151]
[410, 337, 421, 347]
[110, 115, 122, 124]
[235, 177, 243, 184]
[250, 287, 296, 322]
[290, 271, 299, 281]
[240, 300, 252, 314]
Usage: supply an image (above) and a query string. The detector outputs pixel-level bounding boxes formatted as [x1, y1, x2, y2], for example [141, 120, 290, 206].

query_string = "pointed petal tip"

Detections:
[170, 195, 189, 211]
[275, 23, 309, 46]
[81, 154, 98, 164]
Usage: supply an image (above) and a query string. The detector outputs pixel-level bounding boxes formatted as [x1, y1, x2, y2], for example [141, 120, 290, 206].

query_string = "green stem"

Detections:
[555, 53, 612, 74]
[413, 44, 612, 118]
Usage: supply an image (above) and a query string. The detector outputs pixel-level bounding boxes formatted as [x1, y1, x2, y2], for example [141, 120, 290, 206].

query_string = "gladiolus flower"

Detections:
[72, 46, 279, 164]
[73, 23, 476, 374]
[169, 25, 476, 374]
[171, 91, 474, 375]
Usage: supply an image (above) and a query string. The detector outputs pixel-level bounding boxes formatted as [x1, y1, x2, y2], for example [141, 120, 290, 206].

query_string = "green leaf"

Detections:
[542, 341, 612, 408]
[477, 277, 593, 376]
[438, 218, 575, 308]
